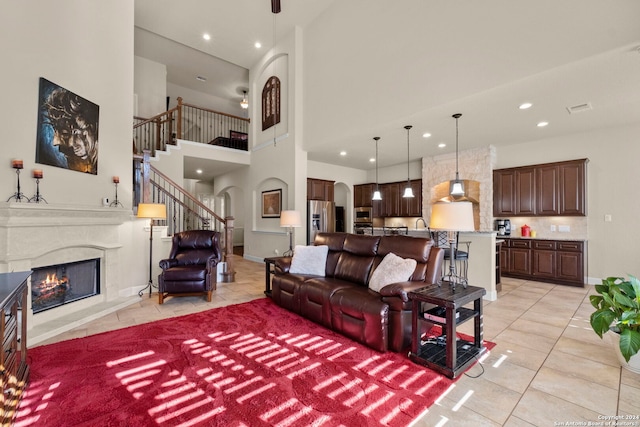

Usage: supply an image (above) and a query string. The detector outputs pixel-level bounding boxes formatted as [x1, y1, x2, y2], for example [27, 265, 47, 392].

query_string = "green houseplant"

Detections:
[590, 275, 640, 364]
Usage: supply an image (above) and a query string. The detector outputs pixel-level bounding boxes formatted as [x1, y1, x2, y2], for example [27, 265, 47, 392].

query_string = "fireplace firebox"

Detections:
[31, 258, 100, 314]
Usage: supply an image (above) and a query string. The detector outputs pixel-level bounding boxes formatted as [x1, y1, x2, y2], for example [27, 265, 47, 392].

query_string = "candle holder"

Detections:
[109, 183, 124, 208]
[29, 170, 47, 203]
[109, 176, 124, 208]
[7, 160, 28, 202]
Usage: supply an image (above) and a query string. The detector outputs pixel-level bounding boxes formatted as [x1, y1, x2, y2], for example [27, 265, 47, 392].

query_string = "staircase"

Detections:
[133, 99, 250, 283]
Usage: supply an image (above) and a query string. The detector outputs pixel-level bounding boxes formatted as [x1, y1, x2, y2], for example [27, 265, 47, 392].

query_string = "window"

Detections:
[262, 76, 281, 131]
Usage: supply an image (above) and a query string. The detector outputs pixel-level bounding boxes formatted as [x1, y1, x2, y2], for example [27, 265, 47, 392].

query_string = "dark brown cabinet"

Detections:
[353, 183, 374, 207]
[1, 272, 30, 425]
[502, 238, 585, 286]
[307, 178, 334, 202]
[356, 180, 422, 218]
[494, 159, 587, 217]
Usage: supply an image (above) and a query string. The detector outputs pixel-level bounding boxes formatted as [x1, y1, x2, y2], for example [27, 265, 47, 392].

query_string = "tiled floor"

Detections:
[34, 256, 640, 426]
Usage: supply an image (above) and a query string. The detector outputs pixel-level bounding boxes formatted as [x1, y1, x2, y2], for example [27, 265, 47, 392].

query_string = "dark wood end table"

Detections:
[263, 256, 285, 297]
[408, 284, 486, 379]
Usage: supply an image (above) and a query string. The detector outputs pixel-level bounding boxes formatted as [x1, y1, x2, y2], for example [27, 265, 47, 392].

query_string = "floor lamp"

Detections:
[280, 210, 302, 257]
[429, 201, 475, 290]
[137, 203, 167, 297]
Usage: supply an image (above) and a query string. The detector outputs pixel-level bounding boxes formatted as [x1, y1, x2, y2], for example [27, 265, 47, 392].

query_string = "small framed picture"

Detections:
[261, 189, 282, 218]
[229, 130, 248, 141]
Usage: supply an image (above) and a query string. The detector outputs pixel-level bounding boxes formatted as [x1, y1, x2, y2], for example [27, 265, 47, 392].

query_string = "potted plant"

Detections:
[590, 275, 640, 372]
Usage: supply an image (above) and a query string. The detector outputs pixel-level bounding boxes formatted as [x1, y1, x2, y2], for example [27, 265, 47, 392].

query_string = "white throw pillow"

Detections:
[368, 252, 417, 292]
[289, 245, 329, 276]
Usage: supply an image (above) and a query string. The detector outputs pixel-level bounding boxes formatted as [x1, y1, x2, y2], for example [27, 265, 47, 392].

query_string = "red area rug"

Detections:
[17, 298, 493, 426]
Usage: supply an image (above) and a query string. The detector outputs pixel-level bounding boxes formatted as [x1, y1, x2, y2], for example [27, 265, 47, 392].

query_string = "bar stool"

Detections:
[430, 230, 471, 283]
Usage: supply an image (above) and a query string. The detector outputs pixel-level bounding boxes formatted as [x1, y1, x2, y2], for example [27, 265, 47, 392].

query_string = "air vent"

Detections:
[566, 102, 592, 114]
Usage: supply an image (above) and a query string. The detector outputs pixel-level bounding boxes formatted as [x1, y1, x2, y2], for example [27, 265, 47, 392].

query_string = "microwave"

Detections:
[354, 207, 373, 223]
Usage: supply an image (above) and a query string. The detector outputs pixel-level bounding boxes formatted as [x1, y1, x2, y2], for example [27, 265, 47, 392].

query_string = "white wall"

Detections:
[167, 82, 248, 119]
[496, 123, 640, 281]
[134, 56, 167, 118]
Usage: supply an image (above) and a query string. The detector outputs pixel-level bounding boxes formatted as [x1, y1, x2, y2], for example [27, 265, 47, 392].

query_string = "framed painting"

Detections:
[35, 78, 100, 175]
[261, 189, 282, 218]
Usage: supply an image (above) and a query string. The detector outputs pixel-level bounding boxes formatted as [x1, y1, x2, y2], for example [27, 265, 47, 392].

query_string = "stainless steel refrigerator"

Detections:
[308, 200, 335, 244]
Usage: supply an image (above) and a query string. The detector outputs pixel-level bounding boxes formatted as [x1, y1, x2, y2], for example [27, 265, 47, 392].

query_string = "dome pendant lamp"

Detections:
[403, 125, 414, 198]
[449, 113, 465, 197]
[372, 137, 382, 201]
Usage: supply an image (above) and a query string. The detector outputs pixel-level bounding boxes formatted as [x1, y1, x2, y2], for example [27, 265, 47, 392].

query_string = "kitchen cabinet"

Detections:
[356, 179, 422, 218]
[354, 183, 374, 207]
[502, 238, 585, 286]
[494, 159, 587, 217]
[308, 178, 334, 202]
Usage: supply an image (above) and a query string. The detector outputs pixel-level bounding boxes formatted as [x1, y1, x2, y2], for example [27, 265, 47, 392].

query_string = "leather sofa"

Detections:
[271, 232, 444, 352]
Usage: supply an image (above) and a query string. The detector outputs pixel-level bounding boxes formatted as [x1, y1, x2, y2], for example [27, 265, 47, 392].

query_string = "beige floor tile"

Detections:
[411, 395, 501, 427]
[511, 387, 604, 426]
[494, 329, 558, 354]
[621, 368, 640, 389]
[503, 416, 536, 427]
[483, 341, 548, 371]
[553, 336, 619, 367]
[478, 358, 537, 394]
[543, 349, 621, 389]
[530, 366, 618, 415]
[618, 382, 640, 415]
[507, 318, 565, 340]
[441, 375, 522, 425]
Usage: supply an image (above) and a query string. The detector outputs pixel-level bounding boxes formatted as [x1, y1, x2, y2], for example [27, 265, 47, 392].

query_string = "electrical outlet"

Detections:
[274, 249, 279, 255]
[550, 225, 557, 232]
[102, 197, 109, 206]
[558, 225, 570, 232]
[604, 214, 612, 222]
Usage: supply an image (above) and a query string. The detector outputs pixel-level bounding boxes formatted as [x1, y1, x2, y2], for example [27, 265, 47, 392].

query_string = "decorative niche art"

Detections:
[35, 78, 100, 175]
[261, 189, 282, 218]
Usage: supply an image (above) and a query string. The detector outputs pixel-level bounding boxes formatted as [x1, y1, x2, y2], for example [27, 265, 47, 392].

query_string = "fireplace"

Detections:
[31, 258, 100, 314]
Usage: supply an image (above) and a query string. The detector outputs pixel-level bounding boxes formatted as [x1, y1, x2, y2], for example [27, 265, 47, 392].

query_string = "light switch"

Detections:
[550, 225, 557, 232]
[604, 214, 612, 222]
[559, 225, 570, 232]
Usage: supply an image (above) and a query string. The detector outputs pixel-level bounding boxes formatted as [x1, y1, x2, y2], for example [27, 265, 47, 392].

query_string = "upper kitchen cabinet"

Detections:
[400, 179, 423, 217]
[307, 178, 335, 202]
[493, 159, 587, 217]
[353, 183, 374, 207]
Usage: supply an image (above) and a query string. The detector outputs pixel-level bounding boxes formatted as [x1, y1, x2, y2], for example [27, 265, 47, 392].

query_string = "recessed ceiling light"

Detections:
[369, 158, 376, 163]
[438, 143, 446, 148]
[202, 33, 211, 41]
[519, 102, 533, 110]
[537, 121, 549, 127]
[422, 132, 432, 138]
[196, 75, 207, 82]
[196, 169, 203, 174]
[255, 42, 262, 49]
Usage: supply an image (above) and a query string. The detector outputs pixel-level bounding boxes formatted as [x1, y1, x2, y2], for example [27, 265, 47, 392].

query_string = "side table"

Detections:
[263, 256, 285, 297]
[408, 284, 486, 379]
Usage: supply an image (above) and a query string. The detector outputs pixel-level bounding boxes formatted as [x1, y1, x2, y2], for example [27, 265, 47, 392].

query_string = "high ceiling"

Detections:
[134, 0, 640, 175]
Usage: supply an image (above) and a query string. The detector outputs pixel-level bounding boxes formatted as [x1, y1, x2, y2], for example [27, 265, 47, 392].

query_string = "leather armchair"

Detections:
[158, 230, 222, 304]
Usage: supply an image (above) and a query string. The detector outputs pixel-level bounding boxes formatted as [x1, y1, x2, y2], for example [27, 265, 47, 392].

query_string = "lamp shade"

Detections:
[429, 201, 474, 231]
[280, 210, 302, 228]
[137, 203, 167, 219]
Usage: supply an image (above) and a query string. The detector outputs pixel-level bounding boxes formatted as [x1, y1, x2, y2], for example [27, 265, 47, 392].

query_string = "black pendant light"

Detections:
[372, 137, 382, 200]
[449, 113, 465, 197]
[403, 125, 414, 198]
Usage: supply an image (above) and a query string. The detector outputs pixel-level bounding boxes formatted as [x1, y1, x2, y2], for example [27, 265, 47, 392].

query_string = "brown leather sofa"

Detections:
[271, 232, 444, 352]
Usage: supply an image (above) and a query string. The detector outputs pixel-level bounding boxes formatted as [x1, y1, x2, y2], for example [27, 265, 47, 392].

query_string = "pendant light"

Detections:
[240, 90, 248, 109]
[403, 125, 414, 198]
[372, 137, 382, 201]
[449, 113, 465, 197]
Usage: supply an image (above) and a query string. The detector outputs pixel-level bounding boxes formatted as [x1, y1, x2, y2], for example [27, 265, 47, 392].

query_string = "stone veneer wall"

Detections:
[422, 145, 497, 231]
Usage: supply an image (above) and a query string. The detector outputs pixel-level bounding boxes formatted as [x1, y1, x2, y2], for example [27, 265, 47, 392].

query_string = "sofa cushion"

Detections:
[290, 245, 329, 276]
[368, 252, 417, 292]
[333, 234, 380, 285]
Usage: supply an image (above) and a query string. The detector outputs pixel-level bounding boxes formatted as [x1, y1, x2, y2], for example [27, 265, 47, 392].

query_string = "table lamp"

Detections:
[137, 203, 167, 297]
[429, 201, 475, 289]
[280, 210, 302, 257]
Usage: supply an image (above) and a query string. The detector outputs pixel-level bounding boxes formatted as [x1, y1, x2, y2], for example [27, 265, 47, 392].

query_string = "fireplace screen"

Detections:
[31, 258, 100, 314]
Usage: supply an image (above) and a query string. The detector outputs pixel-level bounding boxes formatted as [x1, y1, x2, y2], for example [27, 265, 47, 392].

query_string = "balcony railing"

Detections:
[133, 97, 249, 156]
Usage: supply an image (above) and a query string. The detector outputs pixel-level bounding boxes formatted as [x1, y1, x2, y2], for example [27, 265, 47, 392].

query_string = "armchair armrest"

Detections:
[159, 258, 179, 270]
[379, 280, 437, 302]
[274, 256, 293, 274]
